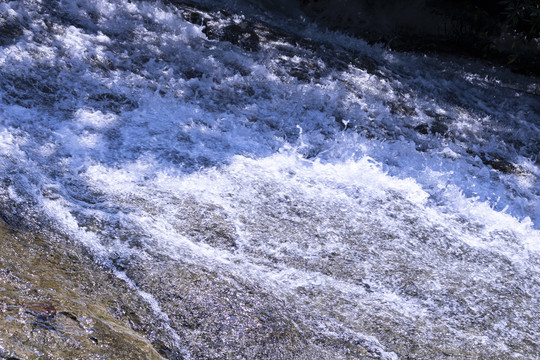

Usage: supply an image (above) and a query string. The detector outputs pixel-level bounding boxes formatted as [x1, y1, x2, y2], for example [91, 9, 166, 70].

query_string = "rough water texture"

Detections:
[0, 0, 539, 359]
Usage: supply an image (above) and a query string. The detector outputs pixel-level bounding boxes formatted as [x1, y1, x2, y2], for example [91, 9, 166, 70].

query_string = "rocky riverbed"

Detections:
[0, 220, 164, 359]
[1, 0, 539, 359]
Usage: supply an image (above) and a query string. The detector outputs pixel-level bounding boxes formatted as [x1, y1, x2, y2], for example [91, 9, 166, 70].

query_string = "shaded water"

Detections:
[0, 0, 539, 358]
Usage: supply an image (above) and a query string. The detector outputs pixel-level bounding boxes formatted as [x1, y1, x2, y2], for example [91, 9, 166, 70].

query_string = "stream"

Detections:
[0, 0, 539, 358]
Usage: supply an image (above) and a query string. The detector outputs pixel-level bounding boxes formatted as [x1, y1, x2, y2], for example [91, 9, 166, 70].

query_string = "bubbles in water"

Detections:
[0, 0, 539, 357]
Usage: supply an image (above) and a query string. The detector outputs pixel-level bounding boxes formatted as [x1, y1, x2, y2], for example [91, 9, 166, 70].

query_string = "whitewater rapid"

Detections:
[1, 0, 539, 358]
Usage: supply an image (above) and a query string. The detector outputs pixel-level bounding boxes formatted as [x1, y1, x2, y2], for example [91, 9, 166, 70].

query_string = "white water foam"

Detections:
[0, 0, 539, 356]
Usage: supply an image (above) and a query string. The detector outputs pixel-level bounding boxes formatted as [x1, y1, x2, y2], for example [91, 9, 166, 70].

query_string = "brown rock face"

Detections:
[0, 221, 165, 360]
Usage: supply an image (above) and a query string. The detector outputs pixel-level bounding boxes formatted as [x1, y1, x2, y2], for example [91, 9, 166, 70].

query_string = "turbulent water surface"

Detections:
[0, 0, 539, 359]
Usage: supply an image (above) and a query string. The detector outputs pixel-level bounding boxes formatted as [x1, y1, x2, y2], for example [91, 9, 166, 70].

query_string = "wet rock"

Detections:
[203, 19, 260, 52]
[86, 92, 137, 113]
[480, 155, 518, 174]
[0, 221, 165, 360]
[414, 123, 429, 135]
[129, 258, 337, 360]
[23, 302, 56, 319]
[414, 116, 449, 136]
[356, 55, 382, 75]
[288, 65, 314, 82]
[388, 101, 416, 117]
[401, 284, 419, 297]
[177, 198, 238, 251]
[430, 120, 449, 135]
[222, 23, 259, 52]
[181, 8, 208, 27]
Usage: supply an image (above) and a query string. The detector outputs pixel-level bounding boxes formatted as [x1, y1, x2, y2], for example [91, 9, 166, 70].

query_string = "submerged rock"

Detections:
[0, 218, 351, 359]
[22, 302, 57, 319]
[0, 0, 538, 359]
[0, 220, 165, 360]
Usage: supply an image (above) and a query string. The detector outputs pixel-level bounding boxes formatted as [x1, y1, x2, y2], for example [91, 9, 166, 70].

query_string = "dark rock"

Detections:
[202, 16, 261, 52]
[181, 9, 208, 27]
[222, 23, 261, 51]
[23, 302, 57, 318]
[430, 121, 449, 135]
[485, 158, 517, 174]
[288, 66, 312, 82]
[414, 124, 429, 135]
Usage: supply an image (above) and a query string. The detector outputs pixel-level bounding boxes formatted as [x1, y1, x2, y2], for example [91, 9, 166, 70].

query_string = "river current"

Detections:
[0, 0, 539, 358]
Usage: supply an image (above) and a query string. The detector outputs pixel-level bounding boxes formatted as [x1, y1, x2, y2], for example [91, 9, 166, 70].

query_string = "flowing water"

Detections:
[0, 0, 539, 359]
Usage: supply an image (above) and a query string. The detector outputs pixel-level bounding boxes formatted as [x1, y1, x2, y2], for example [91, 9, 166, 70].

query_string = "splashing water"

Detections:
[0, 0, 539, 358]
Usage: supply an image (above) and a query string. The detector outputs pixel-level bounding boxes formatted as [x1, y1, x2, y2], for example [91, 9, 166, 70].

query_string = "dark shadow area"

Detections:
[297, 0, 540, 76]
[173, 0, 539, 74]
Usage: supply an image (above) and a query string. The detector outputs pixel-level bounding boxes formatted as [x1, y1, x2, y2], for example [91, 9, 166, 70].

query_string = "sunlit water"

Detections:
[0, 0, 539, 358]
